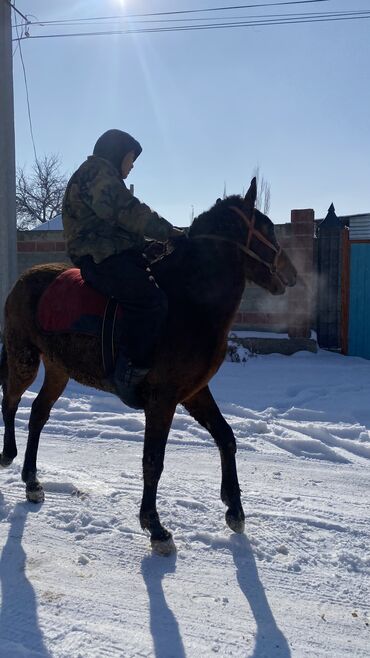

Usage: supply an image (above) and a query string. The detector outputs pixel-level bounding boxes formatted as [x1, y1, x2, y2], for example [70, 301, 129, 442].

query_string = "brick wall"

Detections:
[17, 210, 316, 339]
[234, 210, 315, 337]
[17, 230, 71, 276]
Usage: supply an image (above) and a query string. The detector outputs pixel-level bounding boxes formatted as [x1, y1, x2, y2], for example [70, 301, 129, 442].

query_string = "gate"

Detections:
[316, 204, 342, 349]
[342, 215, 370, 359]
[348, 243, 370, 358]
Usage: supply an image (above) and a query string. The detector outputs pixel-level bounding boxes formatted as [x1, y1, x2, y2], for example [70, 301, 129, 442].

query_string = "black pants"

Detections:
[79, 252, 168, 368]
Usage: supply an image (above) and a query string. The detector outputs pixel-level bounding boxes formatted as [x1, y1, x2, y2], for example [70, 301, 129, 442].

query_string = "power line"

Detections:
[13, 10, 370, 30]
[13, 9, 370, 30]
[12, 0, 332, 26]
[13, 7, 38, 161]
[13, 12, 370, 41]
[7, 0, 28, 23]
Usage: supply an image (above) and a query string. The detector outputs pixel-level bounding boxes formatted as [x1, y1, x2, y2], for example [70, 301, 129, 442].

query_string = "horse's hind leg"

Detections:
[22, 359, 68, 503]
[1, 344, 40, 468]
[183, 386, 245, 533]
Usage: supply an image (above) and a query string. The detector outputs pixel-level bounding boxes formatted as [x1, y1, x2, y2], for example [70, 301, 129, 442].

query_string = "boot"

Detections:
[113, 350, 149, 409]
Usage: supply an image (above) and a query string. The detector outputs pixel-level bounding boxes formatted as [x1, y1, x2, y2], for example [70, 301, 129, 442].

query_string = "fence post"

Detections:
[288, 209, 315, 339]
[316, 204, 342, 349]
[340, 227, 350, 354]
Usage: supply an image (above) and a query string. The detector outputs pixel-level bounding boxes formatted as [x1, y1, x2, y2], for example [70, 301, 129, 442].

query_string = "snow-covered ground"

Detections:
[0, 348, 369, 657]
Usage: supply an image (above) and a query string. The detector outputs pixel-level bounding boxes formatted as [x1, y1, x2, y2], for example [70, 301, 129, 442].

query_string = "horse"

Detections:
[0, 179, 296, 554]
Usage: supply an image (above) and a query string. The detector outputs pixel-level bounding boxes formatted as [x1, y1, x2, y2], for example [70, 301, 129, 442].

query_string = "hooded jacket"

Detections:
[62, 130, 177, 265]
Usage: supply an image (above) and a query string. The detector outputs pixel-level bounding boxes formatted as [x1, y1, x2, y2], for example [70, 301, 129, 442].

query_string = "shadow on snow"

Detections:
[141, 532, 290, 658]
[141, 552, 185, 658]
[0, 497, 52, 658]
[229, 533, 291, 658]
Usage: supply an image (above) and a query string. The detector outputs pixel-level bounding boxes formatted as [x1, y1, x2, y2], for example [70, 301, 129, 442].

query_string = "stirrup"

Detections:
[113, 353, 149, 409]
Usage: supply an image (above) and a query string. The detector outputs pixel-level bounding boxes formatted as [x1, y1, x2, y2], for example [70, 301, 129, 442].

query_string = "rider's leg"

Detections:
[80, 251, 168, 368]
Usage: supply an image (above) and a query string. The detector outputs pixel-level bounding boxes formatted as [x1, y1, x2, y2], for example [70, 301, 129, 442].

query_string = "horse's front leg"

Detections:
[140, 397, 177, 555]
[183, 386, 245, 533]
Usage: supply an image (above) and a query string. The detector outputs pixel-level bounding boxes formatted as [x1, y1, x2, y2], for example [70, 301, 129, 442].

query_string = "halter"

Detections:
[191, 205, 281, 273]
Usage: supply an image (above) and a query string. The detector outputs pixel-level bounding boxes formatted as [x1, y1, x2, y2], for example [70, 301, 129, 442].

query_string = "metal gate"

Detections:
[348, 243, 370, 358]
[341, 215, 370, 359]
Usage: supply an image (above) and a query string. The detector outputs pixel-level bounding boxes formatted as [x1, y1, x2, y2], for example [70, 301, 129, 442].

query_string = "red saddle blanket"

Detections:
[37, 268, 122, 336]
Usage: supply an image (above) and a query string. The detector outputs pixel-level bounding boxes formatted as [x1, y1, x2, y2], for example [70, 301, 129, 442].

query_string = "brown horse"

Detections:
[0, 179, 296, 554]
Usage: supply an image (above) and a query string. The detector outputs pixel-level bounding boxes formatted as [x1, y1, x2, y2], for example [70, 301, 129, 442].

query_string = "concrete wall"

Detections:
[17, 209, 316, 339]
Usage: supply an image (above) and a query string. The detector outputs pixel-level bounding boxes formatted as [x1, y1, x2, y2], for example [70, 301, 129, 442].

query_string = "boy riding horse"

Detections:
[62, 129, 186, 404]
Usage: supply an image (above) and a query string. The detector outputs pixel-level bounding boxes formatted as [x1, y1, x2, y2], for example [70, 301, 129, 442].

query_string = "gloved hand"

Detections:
[143, 240, 166, 264]
[169, 228, 188, 248]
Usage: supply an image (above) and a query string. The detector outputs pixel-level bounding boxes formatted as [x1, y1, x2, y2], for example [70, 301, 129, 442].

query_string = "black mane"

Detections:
[189, 195, 249, 246]
[152, 196, 249, 305]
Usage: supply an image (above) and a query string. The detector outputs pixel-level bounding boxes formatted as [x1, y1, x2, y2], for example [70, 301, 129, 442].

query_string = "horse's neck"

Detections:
[155, 242, 246, 332]
[204, 255, 247, 339]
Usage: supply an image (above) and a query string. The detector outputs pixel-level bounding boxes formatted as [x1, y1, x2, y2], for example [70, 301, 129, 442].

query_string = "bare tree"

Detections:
[16, 154, 68, 229]
[252, 165, 271, 215]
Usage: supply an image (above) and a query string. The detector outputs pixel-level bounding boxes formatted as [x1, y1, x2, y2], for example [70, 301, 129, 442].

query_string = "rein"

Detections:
[191, 206, 281, 273]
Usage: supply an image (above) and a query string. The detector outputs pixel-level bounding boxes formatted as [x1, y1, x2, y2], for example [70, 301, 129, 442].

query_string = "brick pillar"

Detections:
[288, 209, 315, 339]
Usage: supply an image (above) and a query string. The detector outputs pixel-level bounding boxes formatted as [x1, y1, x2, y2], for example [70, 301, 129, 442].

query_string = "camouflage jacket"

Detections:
[62, 156, 177, 265]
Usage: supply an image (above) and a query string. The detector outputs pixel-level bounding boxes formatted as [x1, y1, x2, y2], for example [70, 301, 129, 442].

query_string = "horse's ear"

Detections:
[216, 198, 222, 205]
[243, 177, 257, 212]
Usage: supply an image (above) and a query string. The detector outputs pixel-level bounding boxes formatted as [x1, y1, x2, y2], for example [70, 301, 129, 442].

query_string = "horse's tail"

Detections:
[0, 344, 8, 389]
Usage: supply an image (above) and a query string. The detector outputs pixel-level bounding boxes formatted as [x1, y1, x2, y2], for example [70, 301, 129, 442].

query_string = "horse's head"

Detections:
[189, 178, 297, 295]
[235, 177, 297, 294]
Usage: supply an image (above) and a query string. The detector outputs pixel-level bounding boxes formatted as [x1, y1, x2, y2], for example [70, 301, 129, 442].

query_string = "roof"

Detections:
[31, 214, 63, 231]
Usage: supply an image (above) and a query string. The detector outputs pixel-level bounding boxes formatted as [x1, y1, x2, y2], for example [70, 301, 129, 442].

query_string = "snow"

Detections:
[231, 330, 317, 340]
[0, 348, 369, 657]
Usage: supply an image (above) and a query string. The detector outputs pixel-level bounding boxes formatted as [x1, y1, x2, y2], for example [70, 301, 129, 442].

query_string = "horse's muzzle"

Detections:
[276, 250, 297, 288]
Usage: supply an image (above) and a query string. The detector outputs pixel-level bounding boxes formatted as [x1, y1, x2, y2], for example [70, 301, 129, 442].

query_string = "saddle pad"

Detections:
[37, 268, 122, 335]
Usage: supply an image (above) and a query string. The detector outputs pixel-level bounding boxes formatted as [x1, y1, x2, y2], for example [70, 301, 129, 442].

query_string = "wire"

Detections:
[13, 1, 332, 27]
[7, 0, 28, 23]
[13, 12, 370, 41]
[13, 9, 370, 29]
[13, 7, 38, 161]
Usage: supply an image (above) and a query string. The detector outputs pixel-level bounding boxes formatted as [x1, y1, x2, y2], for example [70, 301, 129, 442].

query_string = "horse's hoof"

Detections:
[226, 509, 245, 534]
[26, 483, 45, 504]
[0, 453, 14, 468]
[151, 535, 177, 556]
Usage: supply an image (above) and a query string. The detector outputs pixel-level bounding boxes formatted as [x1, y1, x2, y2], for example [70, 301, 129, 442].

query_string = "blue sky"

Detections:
[12, 0, 370, 226]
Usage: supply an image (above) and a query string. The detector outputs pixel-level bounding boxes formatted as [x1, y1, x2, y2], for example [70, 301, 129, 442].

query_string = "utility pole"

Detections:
[0, 0, 17, 333]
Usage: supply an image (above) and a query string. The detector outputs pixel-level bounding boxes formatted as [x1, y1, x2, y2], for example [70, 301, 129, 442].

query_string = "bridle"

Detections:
[191, 205, 281, 274]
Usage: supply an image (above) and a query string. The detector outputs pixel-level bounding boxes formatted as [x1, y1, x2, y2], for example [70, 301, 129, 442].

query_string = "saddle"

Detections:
[37, 268, 123, 376]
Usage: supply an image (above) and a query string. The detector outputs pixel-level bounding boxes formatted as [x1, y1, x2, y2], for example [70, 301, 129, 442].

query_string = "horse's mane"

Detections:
[189, 195, 249, 246]
[152, 195, 249, 304]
